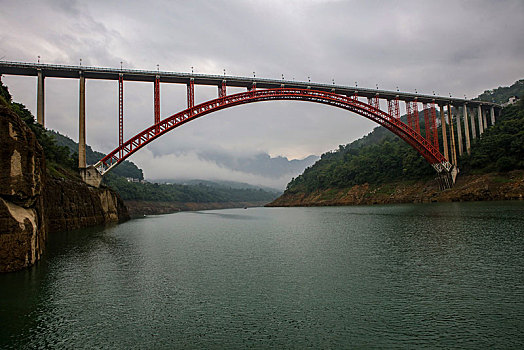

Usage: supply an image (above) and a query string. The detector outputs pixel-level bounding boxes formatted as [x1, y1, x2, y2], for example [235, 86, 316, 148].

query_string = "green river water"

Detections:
[1, 202, 523, 348]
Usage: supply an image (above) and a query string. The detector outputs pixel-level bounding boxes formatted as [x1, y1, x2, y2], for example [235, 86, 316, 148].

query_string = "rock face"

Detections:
[44, 176, 128, 233]
[0, 103, 129, 273]
[0, 104, 46, 273]
[268, 171, 524, 207]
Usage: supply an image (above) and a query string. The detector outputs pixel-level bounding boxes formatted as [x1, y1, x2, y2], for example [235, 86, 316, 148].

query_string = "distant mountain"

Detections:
[280, 79, 524, 195]
[48, 130, 144, 180]
[196, 151, 319, 178]
[48, 130, 318, 187]
[157, 179, 282, 194]
[104, 174, 281, 204]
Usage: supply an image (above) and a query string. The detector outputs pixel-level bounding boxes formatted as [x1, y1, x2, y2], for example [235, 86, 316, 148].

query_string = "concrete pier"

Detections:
[455, 107, 463, 157]
[80, 166, 102, 188]
[478, 105, 484, 135]
[440, 104, 449, 161]
[490, 106, 495, 125]
[470, 105, 477, 139]
[482, 106, 488, 128]
[463, 105, 471, 154]
[448, 104, 457, 165]
[37, 69, 45, 126]
[79, 73, 86, 169]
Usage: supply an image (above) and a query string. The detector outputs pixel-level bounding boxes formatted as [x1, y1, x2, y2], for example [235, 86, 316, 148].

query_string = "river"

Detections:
[1, 202, 523, 348]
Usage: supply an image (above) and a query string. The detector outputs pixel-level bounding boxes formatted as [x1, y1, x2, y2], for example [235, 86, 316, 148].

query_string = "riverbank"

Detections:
[3, 203, 523, 348]
[0, 101, 129, 273]
[125, 200, 269, 217]
[268, 170, 524, 207]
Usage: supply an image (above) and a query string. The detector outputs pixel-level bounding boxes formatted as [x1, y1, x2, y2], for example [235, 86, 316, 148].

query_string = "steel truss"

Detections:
[95, 88, 452, 178]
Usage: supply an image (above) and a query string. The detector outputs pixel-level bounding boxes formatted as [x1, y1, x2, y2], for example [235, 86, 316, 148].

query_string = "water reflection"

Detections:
[0, 202, 523, 348]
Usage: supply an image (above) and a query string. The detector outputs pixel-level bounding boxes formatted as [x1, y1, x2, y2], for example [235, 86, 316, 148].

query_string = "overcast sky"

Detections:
[1, 0, 523, 186]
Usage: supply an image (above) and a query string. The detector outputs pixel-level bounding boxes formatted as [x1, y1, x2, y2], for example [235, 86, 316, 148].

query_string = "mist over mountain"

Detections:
[196, 151, 319, 178]
[48, 128, 319, 189]
[145, 150, 320, 190]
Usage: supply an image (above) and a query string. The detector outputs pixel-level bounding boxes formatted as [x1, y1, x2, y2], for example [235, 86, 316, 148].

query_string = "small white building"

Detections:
[503, 95, 520, 107]
[508, 96, 519, 104]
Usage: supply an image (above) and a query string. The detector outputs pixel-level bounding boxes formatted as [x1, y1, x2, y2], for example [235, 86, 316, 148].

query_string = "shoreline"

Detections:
[124, 200, 271, 218]
[267, 171, 524, 207]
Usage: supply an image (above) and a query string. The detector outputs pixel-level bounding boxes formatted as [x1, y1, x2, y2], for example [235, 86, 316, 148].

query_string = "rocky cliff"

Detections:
[0, 103, 46, 273]
[0, 103, 129, 273]
[44, 176, 129, 233]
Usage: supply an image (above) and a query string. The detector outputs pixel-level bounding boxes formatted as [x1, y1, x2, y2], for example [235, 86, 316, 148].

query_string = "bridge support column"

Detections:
[440, 104, 449, 161]
[478, 106, 484, 135]
[463, 104, 471, 154]
[455, 106, 463, 157]
[79, 73, 86, 169]
[423, 103, 431, 141]
[470, 106, 477, 139]
[414, 101, 421, 134]
[154, 75, 160, 125]
[448, 104, 457, 166]
[80, 165, 102, 188]
[482, 106, 488, 128]
[218, 80, 226, 99]
[118, 74, 124, 158]
[430, 102, 439, 149]
[490, 106, 495, 125]
[406, 101, 414, 130]
[37, 69, 45, 126]
[187, 78, 194, 110]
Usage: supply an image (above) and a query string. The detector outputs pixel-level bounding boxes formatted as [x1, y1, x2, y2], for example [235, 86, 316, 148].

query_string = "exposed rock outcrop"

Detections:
[44, 176, 128, 233]
[0, 104, 46, 272]
[1, 103, 129, 273]
[268, 171, 524, 207]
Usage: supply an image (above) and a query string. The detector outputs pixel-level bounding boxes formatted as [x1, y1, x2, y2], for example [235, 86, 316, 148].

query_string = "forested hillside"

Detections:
[460, 101, 524, 173]
[1, 81, 280, 207]
[476, 79, 524, 104]
[283, 80, 524, 196]
[104, 174, 279, 203]
[49, 130, 144, 180]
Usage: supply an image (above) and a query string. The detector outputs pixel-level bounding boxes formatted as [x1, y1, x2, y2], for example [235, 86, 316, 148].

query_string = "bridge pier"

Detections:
[490, 106, 495, 125]
[432, 162, 458, 190]
[79, 73, 86, 169]
[463, 104, 471, 154]
[477, 105, 484, 135]
[470, 105, 477, 139]
[218, 79, 226, 98]
[455, 106, 463, 157]
[154, 75, 160, 125]
[448, 104, 457, 166]
[440, 104, 449, 161]
[118, 74, 124, 158]
[187, 78, 194, 110]
[37, 69, 45, 126]
[430, 103, 438, 148]
[482, 106, 488, 128]
[80, 165, 102, 188]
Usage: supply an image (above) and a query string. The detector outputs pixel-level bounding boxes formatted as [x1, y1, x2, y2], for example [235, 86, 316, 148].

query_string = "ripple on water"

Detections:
[0, 202, 523, 349]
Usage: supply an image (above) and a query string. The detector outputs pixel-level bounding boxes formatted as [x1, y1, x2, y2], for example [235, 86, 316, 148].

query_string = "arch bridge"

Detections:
[0, 61, 501, 189]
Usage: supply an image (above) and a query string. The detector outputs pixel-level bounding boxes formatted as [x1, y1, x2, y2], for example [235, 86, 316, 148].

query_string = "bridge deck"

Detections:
[0, 61, 499, 108]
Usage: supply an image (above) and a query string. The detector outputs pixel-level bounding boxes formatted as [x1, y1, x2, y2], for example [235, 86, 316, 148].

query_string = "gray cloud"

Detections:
[1, 0, 523, 183]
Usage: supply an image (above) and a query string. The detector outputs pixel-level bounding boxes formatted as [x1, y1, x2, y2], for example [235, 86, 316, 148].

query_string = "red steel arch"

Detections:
[94, 88, 452, 175]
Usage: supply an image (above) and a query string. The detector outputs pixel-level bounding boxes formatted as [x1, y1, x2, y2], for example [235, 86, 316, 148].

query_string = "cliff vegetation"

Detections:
[1, 82, 129, 272]
[272, 80, 524, 205]
[48, 129, 280, 210]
